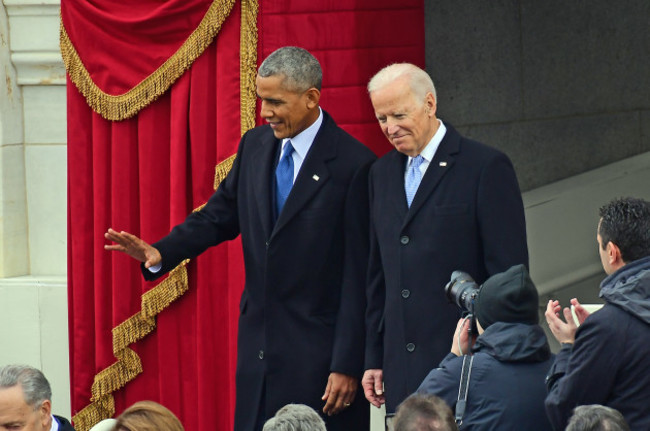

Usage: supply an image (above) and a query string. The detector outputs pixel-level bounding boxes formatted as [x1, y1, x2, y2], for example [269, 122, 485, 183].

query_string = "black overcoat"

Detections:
[365, 123, 529, 412]
[145, 111, 376, 430]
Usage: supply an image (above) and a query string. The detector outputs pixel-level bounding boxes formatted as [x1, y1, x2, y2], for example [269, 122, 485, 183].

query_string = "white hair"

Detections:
[368, 63, 437, 104]
[262, 404, 326, 431]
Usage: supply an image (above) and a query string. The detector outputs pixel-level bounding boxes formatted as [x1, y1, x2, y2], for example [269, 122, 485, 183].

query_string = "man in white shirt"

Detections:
[362, 62, 529, 414]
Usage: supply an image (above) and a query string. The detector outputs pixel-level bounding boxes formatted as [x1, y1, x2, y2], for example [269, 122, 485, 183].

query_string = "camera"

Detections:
[445, 270, 479, 334]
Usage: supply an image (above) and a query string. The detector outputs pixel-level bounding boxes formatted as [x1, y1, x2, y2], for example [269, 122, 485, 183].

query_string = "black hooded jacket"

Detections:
[418, 322, 553, 430]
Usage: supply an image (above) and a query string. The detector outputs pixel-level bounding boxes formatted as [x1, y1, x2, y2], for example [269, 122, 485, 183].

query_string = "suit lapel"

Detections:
[385, 151, 409, 220]
[271, 116, 335, 237]
[252, 130, 280, 240]
[403, 127, 460, 227]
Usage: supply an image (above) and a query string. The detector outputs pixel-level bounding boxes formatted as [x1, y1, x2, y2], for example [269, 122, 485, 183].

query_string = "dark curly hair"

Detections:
[598, 197, 650, 263]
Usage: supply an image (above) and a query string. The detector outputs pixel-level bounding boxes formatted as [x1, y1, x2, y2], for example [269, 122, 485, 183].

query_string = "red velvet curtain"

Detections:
[66, 1, 424, 430]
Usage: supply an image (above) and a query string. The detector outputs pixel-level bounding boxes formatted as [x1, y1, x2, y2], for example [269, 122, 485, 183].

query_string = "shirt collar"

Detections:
[281, 108, 323, 160]
[409, 119, 446, 164]
[50, 415, 59, 431]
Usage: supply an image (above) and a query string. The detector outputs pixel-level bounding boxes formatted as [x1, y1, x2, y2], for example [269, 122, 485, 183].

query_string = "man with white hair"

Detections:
[362, 63, 529, 414]
[263, 404, 326, 431]
[0, 364, 75, 430]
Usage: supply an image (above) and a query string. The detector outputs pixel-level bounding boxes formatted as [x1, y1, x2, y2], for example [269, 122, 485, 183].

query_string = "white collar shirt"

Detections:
[279, 108, 323, 183]
[405, 119, 447, 179]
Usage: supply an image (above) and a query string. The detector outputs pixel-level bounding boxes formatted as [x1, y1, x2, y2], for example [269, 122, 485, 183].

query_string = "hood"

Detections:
[472, 322, 551, 363]
[600, 255, 650, 325]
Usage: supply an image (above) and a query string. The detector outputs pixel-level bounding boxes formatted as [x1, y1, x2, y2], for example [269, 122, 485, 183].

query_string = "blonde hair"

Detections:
[367, 63, 437, 103]
[114, 401, 184, 431]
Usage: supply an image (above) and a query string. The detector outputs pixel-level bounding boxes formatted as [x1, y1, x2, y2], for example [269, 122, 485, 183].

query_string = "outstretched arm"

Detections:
[104, 228, 162, 269]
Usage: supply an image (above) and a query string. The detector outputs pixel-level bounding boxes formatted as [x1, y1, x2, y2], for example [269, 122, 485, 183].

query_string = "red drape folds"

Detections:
[67, 0, 423, 430]
[61, 0, 214, 94]
[67, 3, 244, 430]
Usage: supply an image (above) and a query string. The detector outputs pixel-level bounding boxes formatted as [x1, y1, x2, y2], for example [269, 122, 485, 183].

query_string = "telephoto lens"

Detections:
[445, 270, 480, 334]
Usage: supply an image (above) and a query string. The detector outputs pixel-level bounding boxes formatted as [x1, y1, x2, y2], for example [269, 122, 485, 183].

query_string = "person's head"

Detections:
[0, 365, 53, 431]
[262, 404, 326, 431]
[256, 46, 322, 140]
[114, 401, 184, 431]
[565, 404, 630, 431]
[597, 197, 650, 274]
[367, 63, 439, 157]
[474, 264, 539, 332]
[89, 418, 118, 431]
[393, 393, 457, 431]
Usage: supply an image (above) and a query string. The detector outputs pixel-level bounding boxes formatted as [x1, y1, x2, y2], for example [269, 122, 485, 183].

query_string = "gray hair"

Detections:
[262, 404, 326, 431]
[367, 63, 437, 104]
[566, 405, 630, 431]
[0, 364, 52, 410]
[393, 393, 457, 431]
[258, 46, 322, 92]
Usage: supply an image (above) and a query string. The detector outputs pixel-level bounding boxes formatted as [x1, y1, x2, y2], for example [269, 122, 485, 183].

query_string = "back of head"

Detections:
[393, 394, 457, 431]
[566, 405, 630, 431]
[114, 400, 184, 431]
[598, 197, 650, 263]
[0, 364, 52, 408]
[262, 404, 326, 431]
[474, 264, 539, 329]
[367, 63, 437, 103]
[258, 46, 322, 92]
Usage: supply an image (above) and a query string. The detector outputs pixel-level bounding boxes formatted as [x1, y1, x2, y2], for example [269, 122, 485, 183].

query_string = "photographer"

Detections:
[417, 264, 552, 430]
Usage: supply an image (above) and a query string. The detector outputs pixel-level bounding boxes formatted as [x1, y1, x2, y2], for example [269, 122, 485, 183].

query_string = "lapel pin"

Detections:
[312, 175, 320, 181]
[439, 161, 448, 167]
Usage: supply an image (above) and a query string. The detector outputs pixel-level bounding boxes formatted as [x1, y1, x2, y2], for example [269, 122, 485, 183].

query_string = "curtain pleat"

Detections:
[67, 0, 423, 430]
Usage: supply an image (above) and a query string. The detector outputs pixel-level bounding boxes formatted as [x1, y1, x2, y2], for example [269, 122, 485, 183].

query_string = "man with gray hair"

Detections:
[363, 63, 529, 414]
[105, 46, 375, 431]
[262, 404, 326, 431]
[392, 393, 457, 431]
[565, 405, 629, 431]
[0, 364, 75, 430]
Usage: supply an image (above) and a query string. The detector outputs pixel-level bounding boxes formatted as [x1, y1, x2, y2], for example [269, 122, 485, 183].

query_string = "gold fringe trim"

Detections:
[240, 0, 259, 136]
[72, 263, 189, 430]
[214, 154, 237, 190]
[71, 0, 258, 427]
[73, 151, 241, 430]
[60, 0, 236, 121]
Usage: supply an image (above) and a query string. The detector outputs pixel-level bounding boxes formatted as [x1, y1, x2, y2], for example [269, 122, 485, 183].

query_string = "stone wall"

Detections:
[425, 0, 650, 191]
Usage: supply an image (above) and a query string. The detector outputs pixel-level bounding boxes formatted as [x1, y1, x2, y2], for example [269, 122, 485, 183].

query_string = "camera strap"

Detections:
[455, 354, 474, 426]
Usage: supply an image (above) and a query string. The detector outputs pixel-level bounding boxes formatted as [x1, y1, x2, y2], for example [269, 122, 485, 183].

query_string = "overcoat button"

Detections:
[406, 343, 416, 352]
[258, 350, 264, 359]
[400, 236, 410, 245]
[401, 289, 411, 299]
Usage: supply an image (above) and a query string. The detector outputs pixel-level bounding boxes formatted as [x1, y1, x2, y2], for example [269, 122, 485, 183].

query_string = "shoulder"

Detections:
[324, 112, 376, 157]
[241, 123, 273, 142]
[54, 415, 76, 431]
[443, 122, 510, 163]
[574, 304, 627, 346]
[371, 149, 401, 172]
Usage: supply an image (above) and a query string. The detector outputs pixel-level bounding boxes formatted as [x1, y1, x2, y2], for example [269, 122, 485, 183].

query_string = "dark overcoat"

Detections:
[145, 111, 376, 430]
[365, 123, 529, 412]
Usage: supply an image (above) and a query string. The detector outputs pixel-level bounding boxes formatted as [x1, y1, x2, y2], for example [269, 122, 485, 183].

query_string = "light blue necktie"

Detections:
[275, 141, 295, 216]
[405, 155, 424, 207]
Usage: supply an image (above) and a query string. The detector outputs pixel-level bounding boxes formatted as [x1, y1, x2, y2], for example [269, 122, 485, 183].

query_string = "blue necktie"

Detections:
[405, 155, 424, 207]
[275, 141, 295, 216]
